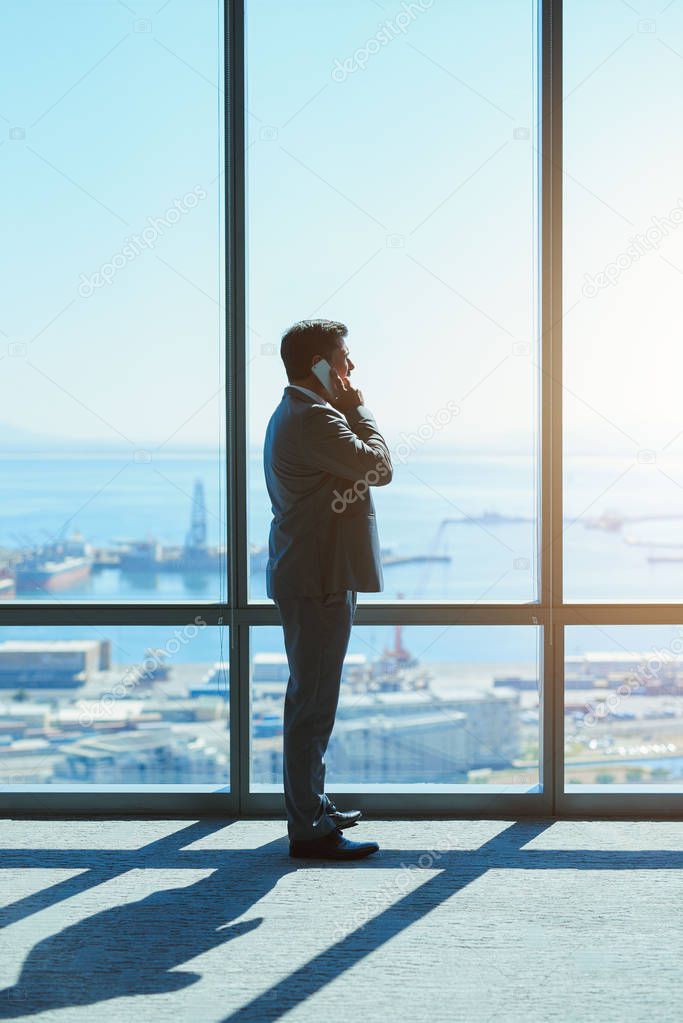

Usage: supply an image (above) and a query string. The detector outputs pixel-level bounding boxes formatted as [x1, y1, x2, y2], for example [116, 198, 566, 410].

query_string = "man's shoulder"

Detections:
[266, 391, 348, 446]
[299, 403, 353, 440]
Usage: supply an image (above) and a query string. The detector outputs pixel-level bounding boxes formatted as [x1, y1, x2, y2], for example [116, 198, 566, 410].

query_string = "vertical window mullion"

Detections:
[540, 0, 563, 808]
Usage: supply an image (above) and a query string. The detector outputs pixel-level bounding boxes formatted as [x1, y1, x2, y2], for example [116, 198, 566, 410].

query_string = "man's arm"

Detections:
[303, 403, 393, 486]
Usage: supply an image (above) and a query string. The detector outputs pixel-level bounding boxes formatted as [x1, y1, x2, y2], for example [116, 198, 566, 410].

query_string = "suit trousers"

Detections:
[276, 589, 357, 842]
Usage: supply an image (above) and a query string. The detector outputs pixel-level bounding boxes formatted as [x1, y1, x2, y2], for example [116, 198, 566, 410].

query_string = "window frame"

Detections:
[3, 1, 680, 819]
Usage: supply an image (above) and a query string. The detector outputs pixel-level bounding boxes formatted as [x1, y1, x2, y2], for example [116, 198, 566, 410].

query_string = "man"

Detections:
[264, 319, 393, 860]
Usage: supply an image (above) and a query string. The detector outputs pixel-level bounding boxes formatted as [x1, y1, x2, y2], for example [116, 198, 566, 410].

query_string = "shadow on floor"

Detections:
[3, 818, 681, 1020]
[0, 820, 289, 1016]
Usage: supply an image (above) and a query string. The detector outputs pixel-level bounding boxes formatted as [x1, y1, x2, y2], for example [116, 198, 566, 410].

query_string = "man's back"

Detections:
[264, 386, 392, 599]
[266, 318, 388, 858]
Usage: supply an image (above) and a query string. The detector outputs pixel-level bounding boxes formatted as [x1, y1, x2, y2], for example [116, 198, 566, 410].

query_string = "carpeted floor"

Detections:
[1, 818, 683, 1021]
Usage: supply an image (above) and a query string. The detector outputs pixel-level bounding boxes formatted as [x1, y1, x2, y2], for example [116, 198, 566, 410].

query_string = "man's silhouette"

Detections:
[264, 320, 393, 859]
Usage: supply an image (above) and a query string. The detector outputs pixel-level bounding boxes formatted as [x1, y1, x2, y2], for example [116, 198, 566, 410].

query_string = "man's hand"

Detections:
[329, 367, 364, 412]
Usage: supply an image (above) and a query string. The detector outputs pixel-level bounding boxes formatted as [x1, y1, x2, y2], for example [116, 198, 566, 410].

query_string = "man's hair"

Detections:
[280, 319, 347, 380]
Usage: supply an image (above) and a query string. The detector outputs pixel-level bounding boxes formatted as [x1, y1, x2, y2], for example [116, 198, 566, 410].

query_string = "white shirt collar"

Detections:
[288, 383, 334, 409]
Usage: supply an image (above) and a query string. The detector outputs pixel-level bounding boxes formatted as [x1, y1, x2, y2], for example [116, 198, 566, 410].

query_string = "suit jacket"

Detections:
[264, 386, 393, 599]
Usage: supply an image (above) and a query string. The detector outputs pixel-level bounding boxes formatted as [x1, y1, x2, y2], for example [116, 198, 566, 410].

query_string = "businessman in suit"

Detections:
[264, 319, 393, 860]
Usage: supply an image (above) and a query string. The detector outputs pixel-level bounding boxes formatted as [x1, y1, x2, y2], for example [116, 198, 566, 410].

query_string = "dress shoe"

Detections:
[327, 803, 362, 829]
[290, 827, 379, 860]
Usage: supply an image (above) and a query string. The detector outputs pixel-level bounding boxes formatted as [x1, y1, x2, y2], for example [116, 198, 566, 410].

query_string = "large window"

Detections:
[0, 625, 229, 787]
[1, 0, 225, 605]
[4, 0, 683, 816]
[245, 0, 540, 604]
[0, 0, 227, 808]
[560, 0, 683, 810]
[564, 0, 683, 604]
[251, 626, 540, 790]
[565, 626, 683, 790]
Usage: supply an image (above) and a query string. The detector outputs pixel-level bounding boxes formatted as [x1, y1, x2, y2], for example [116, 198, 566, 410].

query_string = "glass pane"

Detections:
[247, 0, 540, 602]
[1, 1, 225, 602]
[564, 1, 683, 600]
[0, 625, 228, 786]
[251, 625, 540, 790]
[566, 625, 683, 790]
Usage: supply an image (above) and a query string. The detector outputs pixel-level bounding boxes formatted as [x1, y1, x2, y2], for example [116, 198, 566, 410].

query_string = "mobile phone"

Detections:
[311, 358, 335, 396]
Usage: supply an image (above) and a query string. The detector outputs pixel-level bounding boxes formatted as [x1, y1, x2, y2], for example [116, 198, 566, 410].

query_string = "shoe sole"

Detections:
[289, 847, 379, 860]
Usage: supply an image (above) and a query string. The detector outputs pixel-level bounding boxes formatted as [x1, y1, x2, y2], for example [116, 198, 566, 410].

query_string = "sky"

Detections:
[1, 0, 224, 452]
[245, 0, 538, 454]
[1, 0, 537, 456]
[2, 0, 683, 462]
[563, 0, 683, 460]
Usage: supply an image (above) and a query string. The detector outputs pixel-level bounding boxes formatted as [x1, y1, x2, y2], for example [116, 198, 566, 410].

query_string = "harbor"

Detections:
[0, 628, 525, 787]
[1, 625, 683, 786]
[4, 469, 683, 601]
[0, 477, 469, 597]
[2, 453, 683, 785]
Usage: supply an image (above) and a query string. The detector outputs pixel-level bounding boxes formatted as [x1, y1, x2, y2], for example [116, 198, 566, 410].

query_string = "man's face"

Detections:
[329, 340, 355, 381]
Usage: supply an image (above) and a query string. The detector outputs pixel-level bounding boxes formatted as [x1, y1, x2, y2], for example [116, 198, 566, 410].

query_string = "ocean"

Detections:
[2, 449, 683, 666]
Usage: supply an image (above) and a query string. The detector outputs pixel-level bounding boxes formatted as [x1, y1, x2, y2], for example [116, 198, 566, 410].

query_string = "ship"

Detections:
[117, 539, 164, 572]
[15, 533, 92, 593]
[178, 480, 225, 572]
[116, 481, 226, 575]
